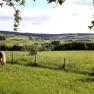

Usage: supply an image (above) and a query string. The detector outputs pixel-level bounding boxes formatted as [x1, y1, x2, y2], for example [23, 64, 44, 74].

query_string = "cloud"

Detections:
[23, 15, 50, 25]
[19, 1, 94, 34]
[0, 19, 13, 31]
[71, 0, 93, 6]
[0, 16, 13, 20]
[0, 0, 94, 34]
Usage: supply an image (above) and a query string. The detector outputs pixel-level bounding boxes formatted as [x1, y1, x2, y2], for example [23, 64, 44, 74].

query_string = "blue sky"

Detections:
[0, 0, 94, 34]
[25, 0, 50, 9]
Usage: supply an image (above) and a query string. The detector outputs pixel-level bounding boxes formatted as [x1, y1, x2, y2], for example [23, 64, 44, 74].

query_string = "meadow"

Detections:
[0, 51, 94, 94]
[0, 35, 51, 46]
[6, 51, 94, 74]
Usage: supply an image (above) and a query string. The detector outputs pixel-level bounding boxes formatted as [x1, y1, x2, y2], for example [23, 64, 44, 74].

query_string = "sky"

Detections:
[0, 0, 94, 34]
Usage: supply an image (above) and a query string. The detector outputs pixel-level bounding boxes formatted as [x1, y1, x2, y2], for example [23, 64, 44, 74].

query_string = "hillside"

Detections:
[0, 30, 94, 47]
[0, 30, 94, 38]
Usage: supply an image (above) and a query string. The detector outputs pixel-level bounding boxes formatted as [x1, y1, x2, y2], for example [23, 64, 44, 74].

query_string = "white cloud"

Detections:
[0, 0, 94, 34]
[71, 0, 93, 6]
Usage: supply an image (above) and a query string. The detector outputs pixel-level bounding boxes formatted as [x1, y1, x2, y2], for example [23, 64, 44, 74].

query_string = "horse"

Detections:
[0, 51, 6, 67]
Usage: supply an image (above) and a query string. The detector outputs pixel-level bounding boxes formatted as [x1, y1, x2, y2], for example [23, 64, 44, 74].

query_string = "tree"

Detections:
[86, 0, 94, 29]
[88, 20, 94, 30]
[47, 0, 65, 5]
[0, 0, 25, 31]
[29, 45, 38, 66]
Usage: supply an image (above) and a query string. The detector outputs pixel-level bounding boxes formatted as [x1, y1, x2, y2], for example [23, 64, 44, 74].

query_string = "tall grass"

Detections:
[0, 51, 94, 94]
[0, 64, 94, 94]
[6, 51, 94, 74]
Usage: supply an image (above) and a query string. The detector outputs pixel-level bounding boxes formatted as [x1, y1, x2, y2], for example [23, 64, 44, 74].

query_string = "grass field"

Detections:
[6, 51, 94, 73]
[0, 51, 94, 94]
[0, 35, 51, 46]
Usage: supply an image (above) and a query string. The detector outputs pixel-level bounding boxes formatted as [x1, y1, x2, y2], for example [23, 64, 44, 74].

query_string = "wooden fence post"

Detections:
[63, 57, 66, 69]
[63, 57, 69, 70]
[35, 54, 37, 64]
[12, 52, 14, 64]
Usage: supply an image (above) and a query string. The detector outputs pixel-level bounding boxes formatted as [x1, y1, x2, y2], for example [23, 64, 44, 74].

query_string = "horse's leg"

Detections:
[0, 58, 4, 70]
[1, 62, 4, 70]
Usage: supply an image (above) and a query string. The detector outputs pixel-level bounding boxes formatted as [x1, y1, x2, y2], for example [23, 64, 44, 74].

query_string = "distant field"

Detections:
[1, 33, 94, 47]
[0, 51, 94, 94]
[0, 35, 51, 46]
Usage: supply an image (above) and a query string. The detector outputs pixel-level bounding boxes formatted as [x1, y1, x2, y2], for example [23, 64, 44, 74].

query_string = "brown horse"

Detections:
[0, 51, 6, 66]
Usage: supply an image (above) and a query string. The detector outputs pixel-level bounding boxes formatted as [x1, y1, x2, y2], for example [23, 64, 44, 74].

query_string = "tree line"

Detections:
[53, 42, 94, 50]
[1, 42, 94, 51]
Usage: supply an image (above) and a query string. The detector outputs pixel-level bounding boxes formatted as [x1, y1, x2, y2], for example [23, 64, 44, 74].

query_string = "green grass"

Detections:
[0, 36, 32, 46]
[0, 33, 71, 46]
[0, 51, 94, 94]
[0, 35, 51, 46]
[6, 51, 94, 73]
[0, 64, 94, 94]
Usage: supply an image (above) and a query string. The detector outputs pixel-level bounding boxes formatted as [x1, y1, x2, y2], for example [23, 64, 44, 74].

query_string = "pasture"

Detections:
[0, 51, 94, 94]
